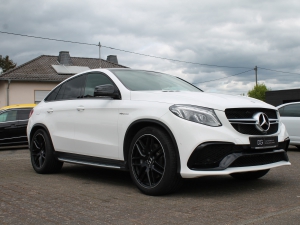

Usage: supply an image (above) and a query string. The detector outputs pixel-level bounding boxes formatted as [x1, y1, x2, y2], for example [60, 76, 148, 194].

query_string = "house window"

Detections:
[35, 90, 51, 104]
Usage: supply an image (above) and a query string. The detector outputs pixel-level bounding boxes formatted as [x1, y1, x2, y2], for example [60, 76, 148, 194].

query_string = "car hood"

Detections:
[130, 91, 276, 111]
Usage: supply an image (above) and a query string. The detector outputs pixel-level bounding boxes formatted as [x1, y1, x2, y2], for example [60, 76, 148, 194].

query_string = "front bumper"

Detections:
[187, 140, 289, 171]
[161, 110, 291, 178]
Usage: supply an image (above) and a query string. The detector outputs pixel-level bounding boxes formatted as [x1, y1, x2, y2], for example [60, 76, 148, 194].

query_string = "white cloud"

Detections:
[0, 0, 300, 94]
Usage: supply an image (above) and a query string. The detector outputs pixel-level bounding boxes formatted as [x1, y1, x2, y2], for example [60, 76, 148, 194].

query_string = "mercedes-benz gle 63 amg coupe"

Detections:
[27, 69, 290, 195]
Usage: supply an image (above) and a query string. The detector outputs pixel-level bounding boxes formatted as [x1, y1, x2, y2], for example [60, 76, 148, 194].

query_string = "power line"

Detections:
[193, 69, 254, 84]
[101, 46, 252, 69]
[0, 31, 97, 46]
[257, 67, 300, 75]
[2, 31, 300, 78]
[0, 30, 252, 69]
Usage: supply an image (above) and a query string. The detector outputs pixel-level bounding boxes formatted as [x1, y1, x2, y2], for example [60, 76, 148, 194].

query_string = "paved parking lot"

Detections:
[0, 146, 299, 225]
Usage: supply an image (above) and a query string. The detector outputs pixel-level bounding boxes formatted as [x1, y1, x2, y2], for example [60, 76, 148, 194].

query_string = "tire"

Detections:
[30, 129, 63, 174]
[230, 169, 270, 180]
[128, 126, 182, 196]
[296, 145, 300, 150]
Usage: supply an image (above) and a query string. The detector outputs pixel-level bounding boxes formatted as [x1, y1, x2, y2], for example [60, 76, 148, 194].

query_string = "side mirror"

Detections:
[94, 84, 121, 99]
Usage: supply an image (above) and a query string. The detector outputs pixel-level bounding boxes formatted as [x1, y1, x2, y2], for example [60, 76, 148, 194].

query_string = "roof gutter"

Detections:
[0, 78, 62, 83]
[7, 79, 11, 106]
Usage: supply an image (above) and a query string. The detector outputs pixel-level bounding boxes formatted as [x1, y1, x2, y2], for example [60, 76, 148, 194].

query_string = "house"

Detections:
[265, 88, 300, 106]
[0, 51, 126, 108]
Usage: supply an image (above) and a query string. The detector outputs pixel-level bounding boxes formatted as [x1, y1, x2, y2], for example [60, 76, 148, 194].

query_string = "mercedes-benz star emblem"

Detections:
[253, 112, 270, 132]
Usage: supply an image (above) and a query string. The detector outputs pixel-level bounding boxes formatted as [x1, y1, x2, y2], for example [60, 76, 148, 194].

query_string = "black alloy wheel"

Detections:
[128, 126, 182, 196]
[30, 129, 63, 174]
[32, 133, 47, 169]
[131, 134, 166, 188]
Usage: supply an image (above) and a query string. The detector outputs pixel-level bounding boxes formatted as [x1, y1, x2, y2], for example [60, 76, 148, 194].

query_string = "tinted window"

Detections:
[280, 104, 300, 117]
[112, 70, 201, 92]
[56, 75, 86, 100]
[278, 107, 285, 116]
[0, 110, 17, 122]
[17, 109, 32, 120]
[55, 82, 67, 100]
[84, 73, 115, 97]
[45, 86, 61, 102]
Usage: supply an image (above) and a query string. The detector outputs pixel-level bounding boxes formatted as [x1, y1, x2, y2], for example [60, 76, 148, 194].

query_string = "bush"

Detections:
[247, 83, 270, 102]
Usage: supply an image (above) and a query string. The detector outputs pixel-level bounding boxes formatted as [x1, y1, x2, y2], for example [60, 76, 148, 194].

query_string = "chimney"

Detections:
[58, 51, 73, 65]
[106, 55, 118, 64]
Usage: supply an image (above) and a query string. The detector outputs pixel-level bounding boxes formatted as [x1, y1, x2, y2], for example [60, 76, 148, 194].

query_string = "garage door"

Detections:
[35, 90, 50, 104]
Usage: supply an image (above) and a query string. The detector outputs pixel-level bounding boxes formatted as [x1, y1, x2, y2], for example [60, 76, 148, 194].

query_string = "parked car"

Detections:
[0, 104, 36, 147]
[27, 69, 290, 195]
[277, 102, 300, 149]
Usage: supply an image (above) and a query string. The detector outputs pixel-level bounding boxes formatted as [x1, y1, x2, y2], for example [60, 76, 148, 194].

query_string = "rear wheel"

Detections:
[128, 126, 182, 195]
[30, 129, 63, 174]
[230, 169, 270, 180]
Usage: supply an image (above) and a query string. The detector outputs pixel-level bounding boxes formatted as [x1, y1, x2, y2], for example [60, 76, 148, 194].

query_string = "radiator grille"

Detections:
[225, 108, 279, 135]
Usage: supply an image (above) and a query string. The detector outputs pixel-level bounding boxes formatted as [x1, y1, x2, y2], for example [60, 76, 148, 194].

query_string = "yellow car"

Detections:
[0, 104, 36, 147]
[0, 104, 37, 111]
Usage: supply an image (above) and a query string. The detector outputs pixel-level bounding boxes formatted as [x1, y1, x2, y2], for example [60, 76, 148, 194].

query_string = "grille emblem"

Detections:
[253, 112, 270, 132]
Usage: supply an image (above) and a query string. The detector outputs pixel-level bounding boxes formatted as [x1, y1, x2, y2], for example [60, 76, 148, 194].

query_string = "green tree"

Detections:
[247, 83, 270, 102]
[0, 55, 17, 73]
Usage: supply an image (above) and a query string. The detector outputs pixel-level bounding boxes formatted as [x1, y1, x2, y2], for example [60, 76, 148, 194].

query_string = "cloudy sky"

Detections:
[1, 0, 300, 94]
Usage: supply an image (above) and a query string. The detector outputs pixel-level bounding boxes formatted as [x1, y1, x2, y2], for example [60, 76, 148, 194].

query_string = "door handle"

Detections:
[47, 108, 53, 113]
[77, 106, 85, 111]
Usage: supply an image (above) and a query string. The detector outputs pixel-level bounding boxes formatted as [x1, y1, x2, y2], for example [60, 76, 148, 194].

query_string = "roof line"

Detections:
[0, 55, 44, 76]
[0, 78, 64, 82]
[266, 88, 300, 92]
[36, 54, 128, 68]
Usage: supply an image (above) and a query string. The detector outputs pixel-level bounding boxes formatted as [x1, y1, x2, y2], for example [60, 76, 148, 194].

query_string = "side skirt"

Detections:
[55, 152, 128, 171]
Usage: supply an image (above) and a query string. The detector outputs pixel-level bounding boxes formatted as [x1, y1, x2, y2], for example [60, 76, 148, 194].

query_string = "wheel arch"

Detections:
[123, 119, 181, 173]
[29, 123, 52, 147]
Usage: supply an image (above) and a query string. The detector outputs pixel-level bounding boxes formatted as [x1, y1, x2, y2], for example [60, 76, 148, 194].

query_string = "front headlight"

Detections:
[169, 104, 222, 127]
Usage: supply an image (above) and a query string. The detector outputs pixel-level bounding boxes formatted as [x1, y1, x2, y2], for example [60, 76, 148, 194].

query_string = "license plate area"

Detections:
[249, 136, 278, 149]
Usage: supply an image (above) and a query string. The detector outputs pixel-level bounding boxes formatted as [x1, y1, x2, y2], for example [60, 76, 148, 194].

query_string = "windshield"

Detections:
[112, 70, 202, 92]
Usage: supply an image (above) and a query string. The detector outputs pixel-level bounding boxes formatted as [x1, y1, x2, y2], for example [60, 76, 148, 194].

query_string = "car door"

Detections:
[44, 74, 86, 153]
[16, 108, 32, 144]
[0, 110, 17, 146]
[73, 72, 120, 159]
[279, 103, 300, 144]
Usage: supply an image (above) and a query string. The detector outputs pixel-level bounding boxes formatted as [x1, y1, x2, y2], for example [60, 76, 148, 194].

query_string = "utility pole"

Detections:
[99, 42, 102, 68]
[254, 66, 257, 86]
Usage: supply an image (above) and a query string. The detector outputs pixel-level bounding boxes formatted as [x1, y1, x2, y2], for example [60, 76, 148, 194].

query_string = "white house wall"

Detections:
[0, 81, 59, 108]
[0, 81, 7, 108]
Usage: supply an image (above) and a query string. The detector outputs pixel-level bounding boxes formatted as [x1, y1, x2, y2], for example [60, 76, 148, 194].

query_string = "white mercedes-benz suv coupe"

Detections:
[27, 69, 290, 195]
[277, 102, 300, 149]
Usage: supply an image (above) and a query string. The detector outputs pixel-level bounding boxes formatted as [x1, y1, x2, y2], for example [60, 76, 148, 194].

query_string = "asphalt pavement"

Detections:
[0, 146, 299, 224]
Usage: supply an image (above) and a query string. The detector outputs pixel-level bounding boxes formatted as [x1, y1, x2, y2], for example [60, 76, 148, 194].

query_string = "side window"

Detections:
[55, 82, 67, 101]
[45, 86, 61, 102]
[56, 75, 86, 100]
[17, 109, 32, 120]
[84, 73, 115, 97]
[0, 110, 17, 122]
[282, 104, 300, 117]
[0, 112, 7, 122]
[278, 107, 285, 116]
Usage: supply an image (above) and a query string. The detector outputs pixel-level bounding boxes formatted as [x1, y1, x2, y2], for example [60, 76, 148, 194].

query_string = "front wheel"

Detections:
[230, 169, 270, 180]
[128, 126, 182, 195]
[30, 129, 63, 174]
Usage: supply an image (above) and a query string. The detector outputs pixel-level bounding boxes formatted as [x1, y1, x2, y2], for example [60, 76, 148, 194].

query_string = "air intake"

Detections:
[58, 51, 73, 65]
[106, 55, 118, 64]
